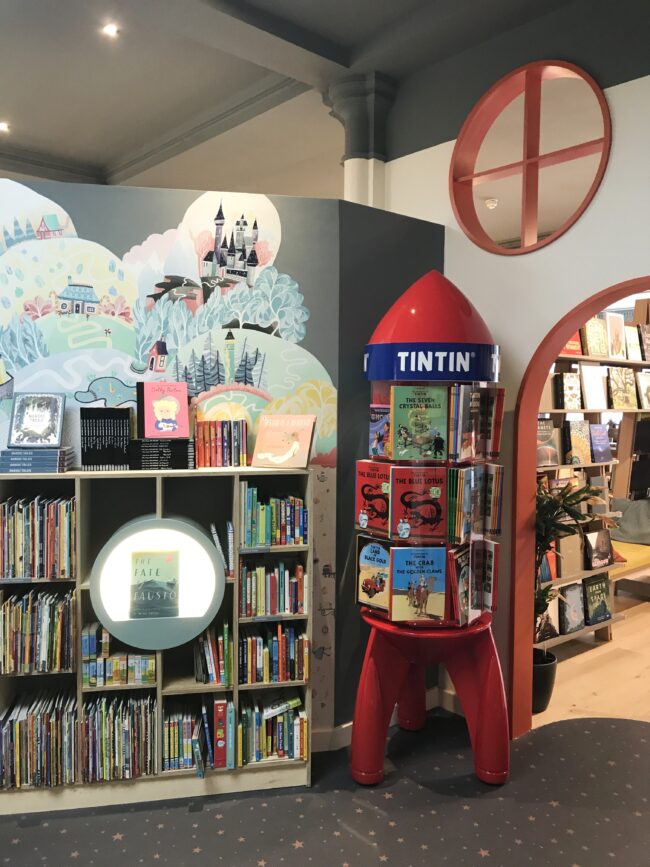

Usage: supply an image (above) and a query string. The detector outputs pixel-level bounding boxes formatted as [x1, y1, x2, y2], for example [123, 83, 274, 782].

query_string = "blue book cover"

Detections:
[226, 701, 235, 769]
[201, 702, 214, 768]
[390, 545, 446, 621]
[589, 423, 612, 463]
[272, 638, 279, 681]
[245, 487, 253, 548]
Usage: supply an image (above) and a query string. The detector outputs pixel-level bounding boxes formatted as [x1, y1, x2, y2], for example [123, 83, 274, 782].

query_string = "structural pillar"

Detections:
[324, 73, 397, 208]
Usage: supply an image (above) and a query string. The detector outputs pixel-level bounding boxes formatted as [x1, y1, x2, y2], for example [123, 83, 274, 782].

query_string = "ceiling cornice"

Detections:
[105, 74, 309, 184]
[0, 144, 106, 184]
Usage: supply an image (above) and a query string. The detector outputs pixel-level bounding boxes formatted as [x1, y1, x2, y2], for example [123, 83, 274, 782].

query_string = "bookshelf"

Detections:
[0, 467, 312, 814]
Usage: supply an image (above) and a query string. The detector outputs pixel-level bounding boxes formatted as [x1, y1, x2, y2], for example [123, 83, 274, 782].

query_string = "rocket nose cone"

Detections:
[368, 270, 494, 345]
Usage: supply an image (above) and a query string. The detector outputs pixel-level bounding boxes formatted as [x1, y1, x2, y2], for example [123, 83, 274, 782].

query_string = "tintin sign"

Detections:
[364, 341, 500, 382]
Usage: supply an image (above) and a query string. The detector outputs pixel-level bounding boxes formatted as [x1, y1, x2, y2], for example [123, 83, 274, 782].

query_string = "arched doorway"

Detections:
[509, 275, 650, 738]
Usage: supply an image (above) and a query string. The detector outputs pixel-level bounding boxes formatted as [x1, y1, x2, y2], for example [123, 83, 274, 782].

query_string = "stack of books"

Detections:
[80, 408, 131, 470]
[195, 419, 248, 467]
[81, 694, 158, 782]
[0, 590, 76, 674]
[0, 495, 77, 580]
[0, 691, 77, 788]
[239, 562, 307, 617]
[128, 438, 195, 470]
[239, 691, 307, 765]
[0, 447, 74, 474]
[81, 623, 156, 688]
[238, 624, 309, 685]
[193, 622, 232, 686]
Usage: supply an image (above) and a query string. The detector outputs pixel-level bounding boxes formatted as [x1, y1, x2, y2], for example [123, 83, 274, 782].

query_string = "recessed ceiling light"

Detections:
[101, 22, 120, 38]
[484, 197, 499, 210]
[0, 122, 10, 133]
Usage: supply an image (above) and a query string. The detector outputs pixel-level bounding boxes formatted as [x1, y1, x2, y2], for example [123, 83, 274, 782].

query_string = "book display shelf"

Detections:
[535, 310, 650, 650]
[0, 466, 312, 813]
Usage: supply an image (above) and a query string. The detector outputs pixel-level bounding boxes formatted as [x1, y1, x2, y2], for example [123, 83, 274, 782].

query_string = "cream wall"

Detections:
[385, 74, 650, 679]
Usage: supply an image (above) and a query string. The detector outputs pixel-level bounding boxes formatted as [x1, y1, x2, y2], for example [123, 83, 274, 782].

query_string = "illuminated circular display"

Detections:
[90, 516, 225, 650]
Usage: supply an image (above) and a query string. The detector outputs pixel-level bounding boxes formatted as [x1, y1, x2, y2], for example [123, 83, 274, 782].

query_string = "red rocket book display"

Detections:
[354, 270, 505, 626]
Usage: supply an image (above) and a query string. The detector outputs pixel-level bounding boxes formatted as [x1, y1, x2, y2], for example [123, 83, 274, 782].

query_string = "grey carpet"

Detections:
[0, 713, 648, 867]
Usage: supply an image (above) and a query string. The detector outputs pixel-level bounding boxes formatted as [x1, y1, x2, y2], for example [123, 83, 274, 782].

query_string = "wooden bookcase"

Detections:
[0, 467, 313, 814]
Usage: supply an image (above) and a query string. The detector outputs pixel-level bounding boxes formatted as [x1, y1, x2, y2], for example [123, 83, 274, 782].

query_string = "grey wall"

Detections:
[388, 0, 650, 160]
[335, 201, 444, 726]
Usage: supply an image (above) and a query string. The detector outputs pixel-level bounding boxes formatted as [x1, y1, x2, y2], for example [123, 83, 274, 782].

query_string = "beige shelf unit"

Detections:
[0, 467, 313, 814]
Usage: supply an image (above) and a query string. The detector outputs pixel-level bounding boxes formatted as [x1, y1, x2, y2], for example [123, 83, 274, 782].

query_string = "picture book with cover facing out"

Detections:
[579, 364, 608, 410]
[625, 325, 643, 361]
[536, 419, 561, 467]
[356, 535, 391, 612]
[640, 324, 650, 362]
[584, 529, 614, 569]
[605, 311, 626, 360]
[553, 372, 582, 410]
[581, 317, 608, 358]
[355, 459, 391, 535]
[130, 550, 179, 619]
[636, 371, 650, 410]
[562, 420, 591, 465]
[252, 414, 316, 468]
[608, 366, 638, 409]
[137, 381, 189, 439]
[559, 582, 585, 634]
[583, 575, 612, 625]
[390, 385, 448, 461]
[560, 331, 583, 356]
[589, 423, 612, 463]
[534, 596, 560, 643]
[555, 533, 583, 578]
[369, 405, 390, 458]
[389, 465, 447, 541]
[389, 545, 445, 622]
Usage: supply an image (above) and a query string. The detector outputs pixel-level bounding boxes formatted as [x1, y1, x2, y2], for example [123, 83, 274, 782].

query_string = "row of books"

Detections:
[129, 438, 195, 470]
[566, 314, 650, 361]
[551, 366, 650, 412]
[535, 576, 612, 643]
[0, 447, 74, 474]
[0, 496, 76, 581]
[240, 483, 308, 548]
[357, 536, 500, 624]
[0, 691, 76, 788]
[369, 383, 505, 462]
[81, 694, 158, 782]
[83, 654, 156, 689]
[238, 625, 310, 685]
[238, 562, 307, 618]
[537, 419, 613, 467]
[0, 590, 76, 675]
[541, 527, 616, 583]
[195, 420, 248, 468]
[163, 705, 206, 773]
[356, 460, 503, 542]
[240, 695, 308, 765]
[80, 408, 130, 470]
[193, 623, 232, 686]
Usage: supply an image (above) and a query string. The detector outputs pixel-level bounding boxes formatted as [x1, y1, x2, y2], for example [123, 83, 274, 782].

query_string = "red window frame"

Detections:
[449, 60, 612, 255]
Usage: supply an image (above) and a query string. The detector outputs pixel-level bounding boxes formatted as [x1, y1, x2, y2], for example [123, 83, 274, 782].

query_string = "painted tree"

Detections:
[24, 219, 36, 242]
[234, 347, 259, 387]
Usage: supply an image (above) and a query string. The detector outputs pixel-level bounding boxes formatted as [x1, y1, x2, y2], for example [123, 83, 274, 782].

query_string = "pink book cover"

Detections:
[252, 414, 316, 468]
[143, 381, 189, 439]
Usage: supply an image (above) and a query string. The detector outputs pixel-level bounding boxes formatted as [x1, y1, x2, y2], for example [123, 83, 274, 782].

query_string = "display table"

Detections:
[350, 608, 510, 785]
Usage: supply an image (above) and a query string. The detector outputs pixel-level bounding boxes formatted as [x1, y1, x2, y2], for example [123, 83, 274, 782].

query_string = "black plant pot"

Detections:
[532, 648, 557, 714]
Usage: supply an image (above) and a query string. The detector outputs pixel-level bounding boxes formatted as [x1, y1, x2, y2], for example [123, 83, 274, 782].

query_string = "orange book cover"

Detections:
[561, 330, 583, 356]
[252, 414, 316, 468]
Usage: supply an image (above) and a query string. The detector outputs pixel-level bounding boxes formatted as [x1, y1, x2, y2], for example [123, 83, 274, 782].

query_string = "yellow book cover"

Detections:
[608, 366, 638, 409]
[263, 647, 270, 682]
[581, 317, 608, 357]
[237, 722, 243, 768]
[252, 414, 316, 468]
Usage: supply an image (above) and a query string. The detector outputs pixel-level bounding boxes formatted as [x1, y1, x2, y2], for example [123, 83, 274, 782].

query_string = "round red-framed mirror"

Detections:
[449, 60, 612, 255]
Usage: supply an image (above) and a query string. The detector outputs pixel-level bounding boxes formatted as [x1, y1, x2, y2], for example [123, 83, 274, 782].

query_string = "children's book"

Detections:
[589, 423, 612, 463]
[252, 414, 316, 468]
[388, 465, 447, 541]
[355, 459, 391, 535]
[580, 317, 608, 358]
[369, 405, 391, 458]
[605, 311, 626, 359]
[137, 381, 189, 439]
[390, 385, 448, 461]
[356, 535, 391, 612]
[608, 366, 638, 409]
[389, 545, 446, 622]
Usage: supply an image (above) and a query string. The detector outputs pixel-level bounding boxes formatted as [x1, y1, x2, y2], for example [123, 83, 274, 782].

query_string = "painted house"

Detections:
[58, 277, 99, 315]
[147, 340, 169, 373]
[36, 214, 64, 240]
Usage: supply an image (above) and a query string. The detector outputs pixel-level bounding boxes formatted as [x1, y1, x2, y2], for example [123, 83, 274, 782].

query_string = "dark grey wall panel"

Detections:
[388, 0, 650, 160]
[335, 201, 444, 726]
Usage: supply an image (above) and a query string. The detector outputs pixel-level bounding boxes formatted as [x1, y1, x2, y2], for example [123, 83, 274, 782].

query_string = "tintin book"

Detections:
[388, 465, 447, 541]
[390, 385, 448, 461]
[369, 405, 391, 458]
[355, 459, 391, 535]
[389, 545, 446, 622]
[356, 535, 391, 612]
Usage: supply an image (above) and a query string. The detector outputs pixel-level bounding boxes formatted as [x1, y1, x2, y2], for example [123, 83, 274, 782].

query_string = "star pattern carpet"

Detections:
[0, 713, 648, 866]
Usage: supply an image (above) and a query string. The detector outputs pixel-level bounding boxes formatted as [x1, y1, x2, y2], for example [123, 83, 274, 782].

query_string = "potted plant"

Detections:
[533, 479, 605, 713]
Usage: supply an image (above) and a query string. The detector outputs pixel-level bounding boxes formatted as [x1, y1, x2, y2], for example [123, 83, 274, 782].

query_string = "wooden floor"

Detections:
[533, 593, 650, 727]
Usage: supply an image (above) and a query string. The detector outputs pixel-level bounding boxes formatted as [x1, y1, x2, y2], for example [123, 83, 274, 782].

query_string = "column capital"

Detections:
[324, 72, 397, 161]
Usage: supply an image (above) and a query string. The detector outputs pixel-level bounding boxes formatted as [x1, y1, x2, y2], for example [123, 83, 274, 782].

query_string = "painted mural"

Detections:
[0, 179, 337, 731]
